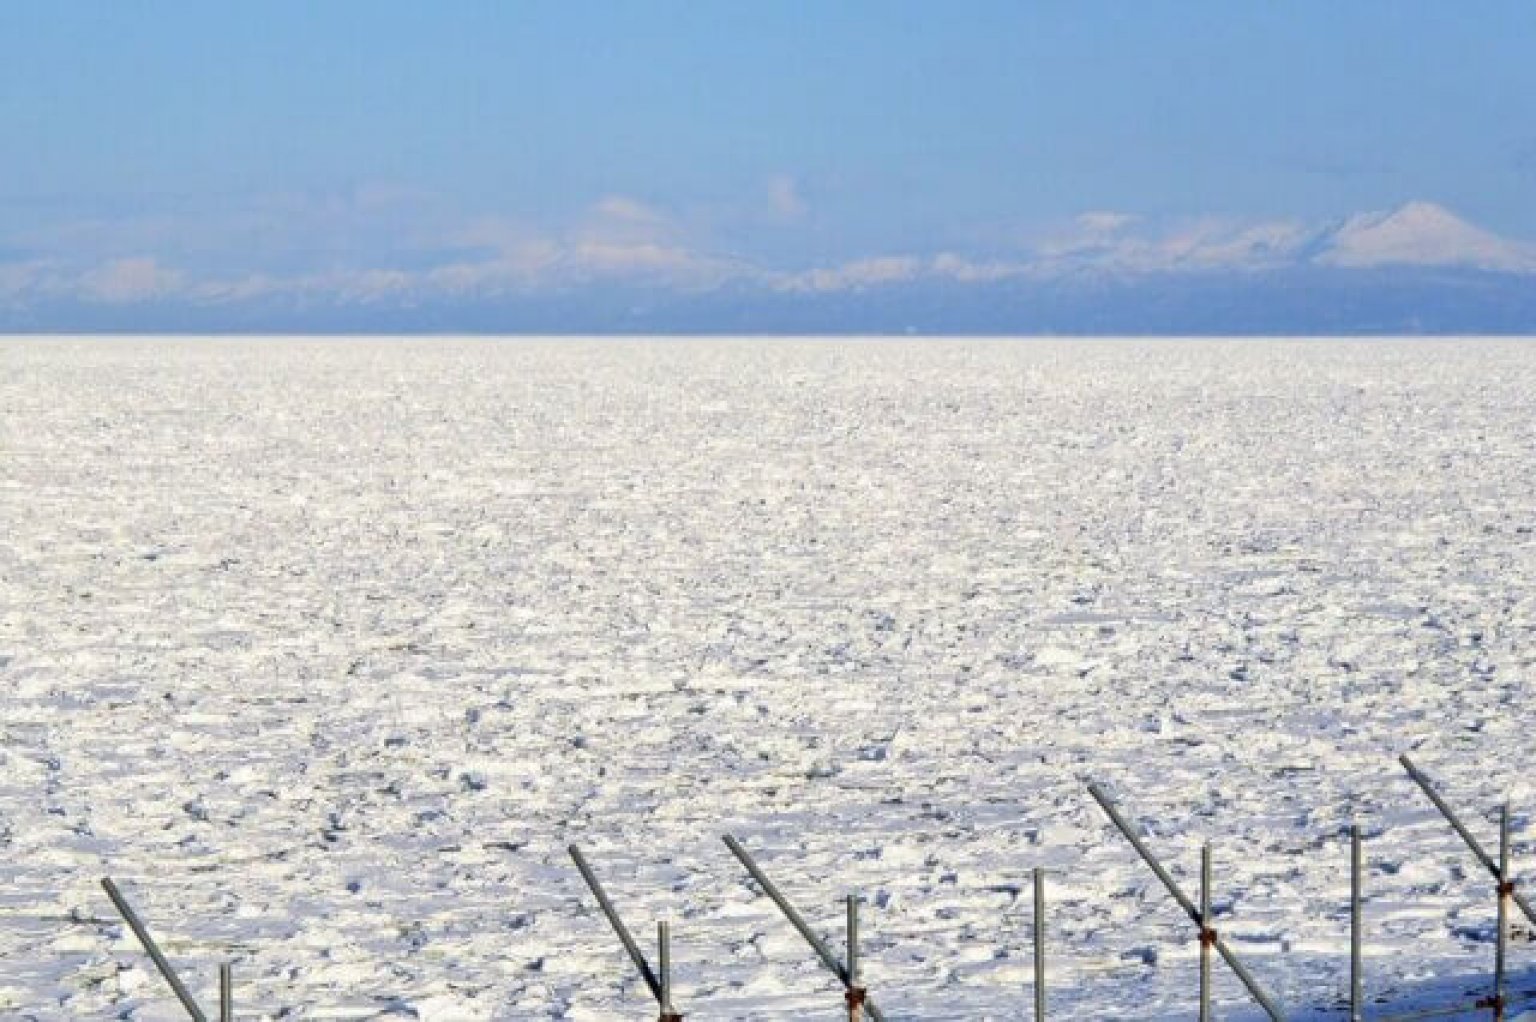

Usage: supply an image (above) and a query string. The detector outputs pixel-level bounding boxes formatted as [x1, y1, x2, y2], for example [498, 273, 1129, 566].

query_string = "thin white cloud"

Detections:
[328, 268, 417, 305]
[775, 253, 1033, 292]
[774, 256, 924, 293]
[1075, 211, 1139, 235]
[767, 175, 807, 218]
[189, 272, 283, 303]
[78, 257, 183, 303]
[567, 241, 707, 274]
[589, 195, 667, 226]
[574, 196, 684, 253]
[930, 253, 1025, 283]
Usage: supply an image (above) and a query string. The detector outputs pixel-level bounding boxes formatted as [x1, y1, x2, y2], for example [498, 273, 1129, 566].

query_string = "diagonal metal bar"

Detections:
[722, 835, 887, 1022]
[100, 877, 209, 1022]
[1399, 756, 1535, 927]
[1087, 784, 1288, 1022]
[567, 845, 663, 1004]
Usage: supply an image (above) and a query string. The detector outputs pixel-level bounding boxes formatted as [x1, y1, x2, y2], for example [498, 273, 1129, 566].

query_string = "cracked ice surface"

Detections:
[2, 336, 1535, 1020]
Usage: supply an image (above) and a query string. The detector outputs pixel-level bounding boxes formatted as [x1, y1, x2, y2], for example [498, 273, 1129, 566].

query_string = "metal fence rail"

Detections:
[87, 752, 1530, 1020]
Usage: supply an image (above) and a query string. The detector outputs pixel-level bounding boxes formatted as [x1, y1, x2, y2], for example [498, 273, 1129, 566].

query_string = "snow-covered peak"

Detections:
[1316, 200, 1536, 273]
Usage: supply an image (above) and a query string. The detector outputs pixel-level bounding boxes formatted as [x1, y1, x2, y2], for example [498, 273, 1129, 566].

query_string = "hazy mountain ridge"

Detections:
[5, 203, 1534, 334]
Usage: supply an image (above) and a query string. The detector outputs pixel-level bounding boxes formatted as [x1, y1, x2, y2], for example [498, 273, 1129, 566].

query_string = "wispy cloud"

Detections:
[588, 195, 668, 227]
[766, 175, 807, 219]
[78, 257, 184, 303]
[930, 253, 1023, 284]
[1074, 211, 1140, 235]
[773, 255, 923, 293]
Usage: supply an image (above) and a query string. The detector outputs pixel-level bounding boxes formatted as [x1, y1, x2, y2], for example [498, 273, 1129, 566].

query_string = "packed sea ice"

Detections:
[1, 336, 1534, 1020]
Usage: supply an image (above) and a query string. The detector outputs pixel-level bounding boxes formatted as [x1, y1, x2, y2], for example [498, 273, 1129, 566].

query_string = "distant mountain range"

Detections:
[5, 202, 1534, 335]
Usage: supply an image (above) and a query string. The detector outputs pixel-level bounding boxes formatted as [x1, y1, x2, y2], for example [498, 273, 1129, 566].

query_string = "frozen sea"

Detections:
[2, 336, 1535, 1020]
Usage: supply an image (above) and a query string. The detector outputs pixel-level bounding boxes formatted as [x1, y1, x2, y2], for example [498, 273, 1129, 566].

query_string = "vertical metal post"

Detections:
[846, 896, 859, 990]
[100, 878, 209, 1022]
[846, 896, 863, 1022]
[219, 963, 232, 1022]
[658, 920, 680, 1022]
[1200, 843, 1212, 1022]
[1351, 825, 1362, 1022]
[1495, 803, 1510, 1021]
[1033, 867, 1046, 1022]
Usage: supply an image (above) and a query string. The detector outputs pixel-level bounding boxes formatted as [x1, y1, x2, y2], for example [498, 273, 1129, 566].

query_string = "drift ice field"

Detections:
[2, 337, 1534, 1020]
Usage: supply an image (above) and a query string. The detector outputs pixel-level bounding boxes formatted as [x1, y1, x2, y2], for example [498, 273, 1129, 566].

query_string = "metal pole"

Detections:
[1495, 803, 1510, 1020]
[658, 920, 681, 1022]
[100, 878, 209, 1022]
[1351, 824, 1362, 1022]
[219, 963, 232, 1022]
[1033, 867, 1046, 1022]
[567, 846, 662, 1003]
[847, 896, 859, 990]
[846, 896, 863, 1022]
[1087, 784, 1287, 1021]
[1087, 785, 1200, 920]
[1399, 756, 1535, 926]
[722, 835, 887, 1022]
[1200, 843, 1212, 1022]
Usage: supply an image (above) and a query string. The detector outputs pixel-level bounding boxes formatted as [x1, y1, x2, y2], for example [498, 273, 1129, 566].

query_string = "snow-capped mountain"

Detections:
[1315, 201, 1536, 273]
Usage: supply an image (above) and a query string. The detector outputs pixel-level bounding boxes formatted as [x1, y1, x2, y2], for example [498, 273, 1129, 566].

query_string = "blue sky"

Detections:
[3, 2, 1535, 331]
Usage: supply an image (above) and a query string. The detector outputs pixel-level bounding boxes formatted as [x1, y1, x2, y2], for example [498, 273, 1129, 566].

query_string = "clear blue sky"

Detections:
[2, 2, 1534, 330]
